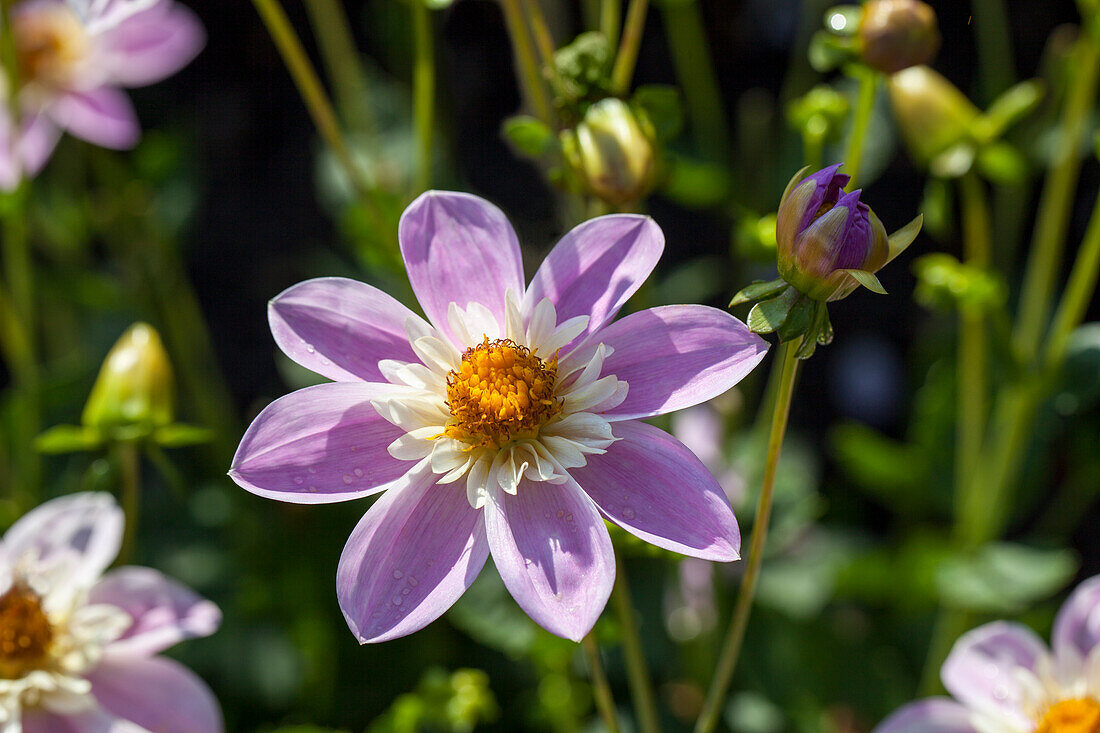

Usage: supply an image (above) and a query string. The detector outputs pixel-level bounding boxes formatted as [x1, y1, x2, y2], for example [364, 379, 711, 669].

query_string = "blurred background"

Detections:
[5, 0, 1100, 730]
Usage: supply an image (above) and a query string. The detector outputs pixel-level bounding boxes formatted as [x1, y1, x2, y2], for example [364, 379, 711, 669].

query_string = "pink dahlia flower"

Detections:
[0, 492, 222, 732]
[231, 191, 769, 642]
[0, 0, 205, 188]
[875, 575, 1100, 733]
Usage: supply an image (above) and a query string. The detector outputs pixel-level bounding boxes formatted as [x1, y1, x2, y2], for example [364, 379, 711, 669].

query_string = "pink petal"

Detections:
[484, 477, 615, 642]
[1052, 574, 1100, 670]
[940, 621, 1046, 727]
[19, 112, 62, 175]
[872, 699, 978, 733]
[337, 465, 488, 643]
[51, 87, 140, 149]
[88, 656, 223, 733]
[269, 277, 429, 383]
[570, 421, 740, 561]
[98, 2, 205, 87]
[90, 566, 220, 656]
[524, 215, 663, 350]
[3, 492, 122, 588]
[568, 305, 768, 421]
[229, 382, 408, 504]
[398, 191, 524, 345]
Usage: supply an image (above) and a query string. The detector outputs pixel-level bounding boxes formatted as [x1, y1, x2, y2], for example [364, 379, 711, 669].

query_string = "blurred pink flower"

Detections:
[0, 492, 222, 732]
[231, 191, 769, 642]
[875, 575, 1100, 733]
[0, 0, 204, 188]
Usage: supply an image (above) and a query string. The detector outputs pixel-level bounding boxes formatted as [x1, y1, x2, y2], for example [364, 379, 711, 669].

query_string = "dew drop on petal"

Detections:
[354, 468, 364, 477]
[565, 514, 573, 522]
[556, 510, 564, 519]
[342, 474, 354, 485]
[308, 486, 317, 492]
[294, 476, 304, 485]
[305, 344, 315, 353]
[392, 570, 403, 580]
[402, 588, 410, 596]
[622, 506, 636, 519]
[407, 577, 418, 587]
[393, 596, 403, 606]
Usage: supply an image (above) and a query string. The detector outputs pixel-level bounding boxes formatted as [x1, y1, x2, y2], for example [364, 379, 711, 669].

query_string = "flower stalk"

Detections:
[843, 65, 878, 190]
[610, 0, 649, 94]
[695, 339, 801, 733]
[302, 0, 372, 132]
[114, 441, 141, 564]
[583, 634, 621, 733]
[499, 0, 554, 126]
[611, 558, 660, 733]
[412, 1, 435, 193]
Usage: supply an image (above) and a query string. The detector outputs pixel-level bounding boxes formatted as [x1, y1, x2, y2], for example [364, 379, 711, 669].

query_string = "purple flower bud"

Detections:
[776, 164, 891, 302]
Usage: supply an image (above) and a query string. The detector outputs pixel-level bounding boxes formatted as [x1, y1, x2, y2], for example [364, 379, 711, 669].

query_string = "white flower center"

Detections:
[373, 292, 627, 508]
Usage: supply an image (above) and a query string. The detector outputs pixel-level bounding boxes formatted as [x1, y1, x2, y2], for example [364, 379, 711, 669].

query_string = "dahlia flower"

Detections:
[231, 191, 768, 642]
[0, 0, 204, 187]
[0, 492, 222, 732]
[875, 574, 1100, 733]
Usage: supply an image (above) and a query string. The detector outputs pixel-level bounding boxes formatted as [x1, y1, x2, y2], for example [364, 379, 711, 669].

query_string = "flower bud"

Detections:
[564, 98, 657, 206]
[858, 0, 940, 74]
[776, 164, 895, 302]
[82, 323, 175, 436]
[888, 66, 980, 165]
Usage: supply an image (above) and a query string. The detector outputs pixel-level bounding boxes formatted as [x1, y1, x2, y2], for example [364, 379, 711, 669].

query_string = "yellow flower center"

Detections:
[1036, 698, 1100, 733]
[0, 582, 54, 680]
[13, 5, 89, 89]
[445, 338, 561, 449]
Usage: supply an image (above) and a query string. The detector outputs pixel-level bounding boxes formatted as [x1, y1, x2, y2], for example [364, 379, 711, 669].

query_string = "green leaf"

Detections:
[1056, 323, 1100, 413]
[973, 79, 1045, 143]
[501, 116, 558, 159]
[838, 268, 887, 294]
[729, 278, 787, 307]
[808, 30, 856, 73]
[35, 425, 105, 454]
[936, 543, 1078, 613]
[631, 85, 684, 142]
[662, 153, 733, 208]
[154, 423, 214, 448]
[929, 142, 975, 179]
[421, 0, 454, 7]
[830, 422, 930, 514]
[976, 141, 1029, 184]
[776, 294, 815, 342]
[887, 213, 924, 261]
[747, 288, 801, 334]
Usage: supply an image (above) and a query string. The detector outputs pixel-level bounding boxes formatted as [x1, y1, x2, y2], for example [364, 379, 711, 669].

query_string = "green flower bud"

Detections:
[82, 323, 175, 437]
[888, 65, 980, 165]
[858, 0, 941, 74]
[563, 98, 657, 206]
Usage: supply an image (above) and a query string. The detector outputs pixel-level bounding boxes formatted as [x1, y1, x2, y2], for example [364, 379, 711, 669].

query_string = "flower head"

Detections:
[875, 575, 1100, 733]
[82, 322, 174, 436]
[858, 0, 940, 74]
[0, 493, 222, 731]
[776, 164, 918, 302]
[0, 0, 205, 188]
[231, 191, 768, 642]
[563, 97, 657, 206]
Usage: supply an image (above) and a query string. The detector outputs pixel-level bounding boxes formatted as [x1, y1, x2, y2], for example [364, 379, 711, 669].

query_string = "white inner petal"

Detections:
[376, 297, 627, 508]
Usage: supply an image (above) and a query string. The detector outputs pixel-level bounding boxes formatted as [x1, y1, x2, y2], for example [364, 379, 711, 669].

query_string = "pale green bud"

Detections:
[565, 98, 657, 206]
[888, 65, 980, 165]
[82, 323, 175, 436]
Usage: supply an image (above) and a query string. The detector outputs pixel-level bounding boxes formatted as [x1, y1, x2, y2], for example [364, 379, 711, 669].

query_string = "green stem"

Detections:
[843, 67, 877, 190]
[583, 633, 621, 733]
[499, 0, 554, 126]
[611, 558, 660, 733]
[611, 0, 649, 94]
[971, 0, 1015, 103]
[412, 1, 435, 193]
[1044, 183, 1100, 366]
[695, 340, 801, 733]
[601, 0, 621, 48]
[251, 0, 376, 203]
[302, 0, 372, 133]
[523, 0, 568, 98]
[661, 1, 731, 163]
[115, 442, 141, 564]
[954, 172, 991, 525]
[918, 608, 972, 694]
[802, 129, 825, 172]
[1014, 26, 1100, 362]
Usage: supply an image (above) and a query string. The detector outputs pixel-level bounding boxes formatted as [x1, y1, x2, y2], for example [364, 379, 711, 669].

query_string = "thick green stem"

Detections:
[611, 558, 660, 733]
[115, 442, 141, 564]
[843, 67, 877, 190]
[1014, 26, 1100, 362]
[583, 634, 621, 733]
[954, 172, 991, 525]
[661, 1, 731, 163]
[251, 0, 376, 203]
[499, 0, 554, 126]
[412, 1, 435, 193]
[523, 0, 568, 97]
[695, 340, 801, 733]
[302, 0, 372, 132]
[601, 0, 621, 48]
[611, 0, 649, 94]
[971, 0, 1015, 103]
